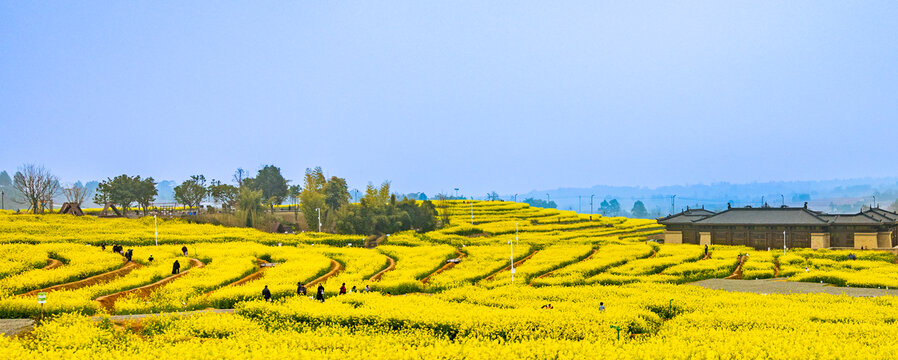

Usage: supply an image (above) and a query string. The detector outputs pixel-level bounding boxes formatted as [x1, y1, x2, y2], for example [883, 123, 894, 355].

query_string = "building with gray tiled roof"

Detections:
[658, 203, 898, 249]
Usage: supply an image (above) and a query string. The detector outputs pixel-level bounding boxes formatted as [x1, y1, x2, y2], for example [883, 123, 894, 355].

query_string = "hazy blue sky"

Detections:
[2, 1, 897, 196]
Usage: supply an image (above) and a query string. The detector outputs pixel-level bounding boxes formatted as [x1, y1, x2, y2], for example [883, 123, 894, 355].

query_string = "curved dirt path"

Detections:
[481, 250, 539, 282]
[204, 259, 268, 296]
[305, 259, 343, 287]
[725, 256, 747, 279]
[41, 258, 63, 270]
[774, 259, 781, 277]
[532, 249, 598, 283]
[368, 255, 396, 282]
[22, 261, 142, 296]
[420, 249, 466, 285]
[95, 258, 204, 312]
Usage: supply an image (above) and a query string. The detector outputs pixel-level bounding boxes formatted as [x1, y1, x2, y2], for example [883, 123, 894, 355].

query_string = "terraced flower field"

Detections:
[2, 200, 898, 358]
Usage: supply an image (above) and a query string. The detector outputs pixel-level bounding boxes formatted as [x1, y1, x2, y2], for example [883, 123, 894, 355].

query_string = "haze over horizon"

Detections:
[2, 2, 897, 195]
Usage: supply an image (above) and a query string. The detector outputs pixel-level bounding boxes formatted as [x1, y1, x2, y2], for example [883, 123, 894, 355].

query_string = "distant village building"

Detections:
[658, 204, 898, 250]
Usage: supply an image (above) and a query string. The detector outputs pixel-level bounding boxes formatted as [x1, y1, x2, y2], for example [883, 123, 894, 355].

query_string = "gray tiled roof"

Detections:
[692, 207, 829, 225]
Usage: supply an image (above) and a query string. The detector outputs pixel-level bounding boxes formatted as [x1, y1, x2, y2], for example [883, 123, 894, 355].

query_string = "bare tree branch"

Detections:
[13, 164, 60, 214]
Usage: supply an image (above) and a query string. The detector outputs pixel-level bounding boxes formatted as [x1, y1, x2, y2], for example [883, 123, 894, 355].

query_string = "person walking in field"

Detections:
[704, 245, 708, 256]
[125, 249, 133, 262]
[339, 283, 347, 295]
[148, 254, 154, 263]
[350, 286, 356, 294]
[181, 246, 188, 256]
[316, 284, 325, 302]
[599, 302, 605, 311]
[364, 285, 370, 292]
[297, 282, 307, 296]
[172, 260, 181, 274]
[262, 285, 272, 302]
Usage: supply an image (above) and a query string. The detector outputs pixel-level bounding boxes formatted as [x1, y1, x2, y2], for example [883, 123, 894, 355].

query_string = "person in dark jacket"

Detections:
[172, 260, 181, 274]
[181, 246, 188, 256]
[262, 285, 272, 301]
[148, 254, 154, 263]
[125, 249, 133, 262]
[297, 282, 307, 296]
[339, 283, 347, 295]
[316, 284, 325, 302]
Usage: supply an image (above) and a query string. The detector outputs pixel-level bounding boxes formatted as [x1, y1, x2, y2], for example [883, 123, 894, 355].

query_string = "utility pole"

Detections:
[873, 195, 877, 208]
[783, 230, 787, 255]
[579, 196, 582, 213]
[454, 188, 459, 198]
[514, 194, 517, 202]
[470, 201, 474, 225]
[670, 195, 676, 215]
[515, 222, 519, 245]
[546, 193, 550, 204]
[509, 239, 515, 283]
[316, 208, 322, 232]
[154, 215, 158, 246]
[1, 190, 4, 210]
[590, 195, 594, 215]
[780, 194, 785, 207]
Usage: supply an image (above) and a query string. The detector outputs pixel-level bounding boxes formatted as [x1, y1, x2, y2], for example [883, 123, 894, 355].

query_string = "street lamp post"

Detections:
[1, 190, 4, 210]
[514, 194, 517, 202]
[780, 194, 785, 207]
[590, 195, 594, 215]
[454, 188, 459, 198]
[578, 196, 581, 213]
[873, 195, 877, 208]
[546, 193, 550, 205]
[316, 208, 321, 232]
[783, 230, 787, 255]
[154, 215, 158, 246]
[515, 222, 519, 245]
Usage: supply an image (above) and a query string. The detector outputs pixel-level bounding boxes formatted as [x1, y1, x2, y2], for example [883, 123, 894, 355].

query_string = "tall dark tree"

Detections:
[93, 174, 145, 215]
[324, 176, 350, 212]
[174, 175, 207, 211]
[254, 165, 288, 212]
[134, 177, 158, 215]
[631, 200, 649, 218]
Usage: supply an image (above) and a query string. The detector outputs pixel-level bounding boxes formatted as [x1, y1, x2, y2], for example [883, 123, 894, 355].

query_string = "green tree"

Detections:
[209, 180, 239, 211]
[300, 167, 329, 231]
[133, 177, 158, 215]
[174, 175, 207, 210]
[93, 174, 146, 215]
[253, 165, 288, 212]
[631, 200, 649, 218]
[524, 197, 557, 209]
[609, 199, 621, 216]
[324, 176, 350, 211]
[236, 187, 265, 227]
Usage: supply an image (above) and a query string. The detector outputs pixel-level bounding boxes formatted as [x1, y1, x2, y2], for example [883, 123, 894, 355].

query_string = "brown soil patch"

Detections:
[421, 249, 466, 285]
[725, 256, 747, 279]
[204, 259, 267, 296]
[42, 258, 63, 270]
[95, 258, 204, 312]
[774, 259, 781, 277]
[305, 259, 343, 287]
[22, 261, 142, 296]
[482, 250, 539, 282]
[532, 249, 598, 283]
[368, 255, 396, 282]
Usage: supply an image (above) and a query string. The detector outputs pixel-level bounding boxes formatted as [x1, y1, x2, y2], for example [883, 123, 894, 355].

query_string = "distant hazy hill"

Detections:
[512, 177, 898, 217]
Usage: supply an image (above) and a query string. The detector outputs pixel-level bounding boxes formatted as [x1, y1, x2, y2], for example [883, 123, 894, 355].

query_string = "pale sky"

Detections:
[2, 1, 897, 195]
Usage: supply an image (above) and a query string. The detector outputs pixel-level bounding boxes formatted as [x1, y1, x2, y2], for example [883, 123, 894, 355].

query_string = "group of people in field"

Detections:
[104, 243, 190, 275]
[261, 282, 372, 302]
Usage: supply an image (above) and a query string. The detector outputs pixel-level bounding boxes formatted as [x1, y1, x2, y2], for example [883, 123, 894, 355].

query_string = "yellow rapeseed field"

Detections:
[1, 201, 898, 358]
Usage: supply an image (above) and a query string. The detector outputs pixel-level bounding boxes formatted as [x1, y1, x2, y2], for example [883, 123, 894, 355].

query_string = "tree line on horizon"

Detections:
[0, 164, 437, 236]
